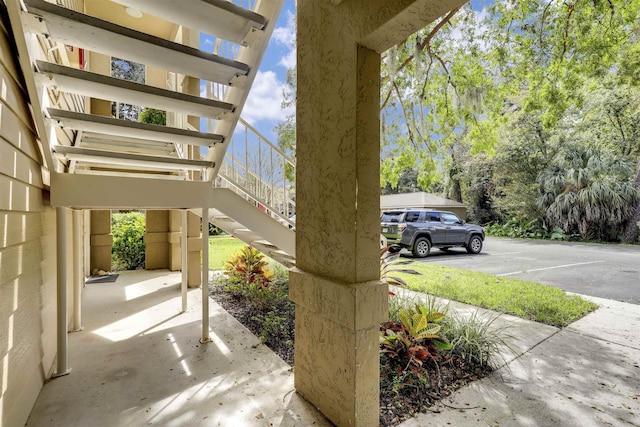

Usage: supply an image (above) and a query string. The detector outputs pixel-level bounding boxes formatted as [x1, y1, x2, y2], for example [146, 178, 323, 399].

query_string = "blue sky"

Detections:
[199, 0, 296, 142]
[240, 0, 296, 140]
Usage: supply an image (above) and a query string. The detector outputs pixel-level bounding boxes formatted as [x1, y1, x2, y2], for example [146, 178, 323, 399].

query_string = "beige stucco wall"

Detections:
[0, 15, 69, 427]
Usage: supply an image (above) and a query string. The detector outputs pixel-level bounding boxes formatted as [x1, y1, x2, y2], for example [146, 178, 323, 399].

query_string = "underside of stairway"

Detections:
[7, 0, 295, 264]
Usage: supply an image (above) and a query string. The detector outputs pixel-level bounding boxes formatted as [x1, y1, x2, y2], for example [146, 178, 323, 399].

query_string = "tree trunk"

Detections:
[448, 148, 463, 203]
[622, 159, 640, 243]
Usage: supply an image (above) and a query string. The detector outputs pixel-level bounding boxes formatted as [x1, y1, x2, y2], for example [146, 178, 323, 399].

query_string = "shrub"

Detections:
[209, 224, 225, 235]
[381, 245, 421, 287]
[216, 250, 294, 357]
[380, 303, 451, 378]
[139, 108, 166, 125]
[111, 211, 146, 270]
[485, 218, 576, 240]
[223, 245, 274, 301]
[251, 299, 294, 346]
[383, 293, 515, 379]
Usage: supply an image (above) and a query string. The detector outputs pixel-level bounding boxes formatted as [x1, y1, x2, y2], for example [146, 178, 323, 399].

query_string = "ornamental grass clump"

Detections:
[442, 310, 516, 369]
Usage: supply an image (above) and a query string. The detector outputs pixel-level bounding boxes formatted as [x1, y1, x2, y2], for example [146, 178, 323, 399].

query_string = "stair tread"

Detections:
[48, 109, 223, 147]
[25, 0, 249, 84]
[110, 0, 266, 46]
[252, 239, 277, 248]
[36, 61, 233, 119]
[53, 145, 213, 170]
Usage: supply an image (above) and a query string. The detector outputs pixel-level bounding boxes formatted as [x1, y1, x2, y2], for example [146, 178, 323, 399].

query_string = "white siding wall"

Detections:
[0, 12, 61, 427]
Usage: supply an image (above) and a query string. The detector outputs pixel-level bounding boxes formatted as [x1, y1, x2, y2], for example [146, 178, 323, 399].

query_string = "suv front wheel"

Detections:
[412, 237, 431, 258]
[466, 235, 483, 254]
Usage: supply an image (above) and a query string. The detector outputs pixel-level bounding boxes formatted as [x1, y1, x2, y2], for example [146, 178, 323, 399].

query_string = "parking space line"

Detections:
[497, 260, 605, 277]
[489, 252, 524, 256]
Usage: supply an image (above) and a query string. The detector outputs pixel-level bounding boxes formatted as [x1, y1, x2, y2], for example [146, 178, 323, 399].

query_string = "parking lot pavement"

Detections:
[410, 237, 640, 305]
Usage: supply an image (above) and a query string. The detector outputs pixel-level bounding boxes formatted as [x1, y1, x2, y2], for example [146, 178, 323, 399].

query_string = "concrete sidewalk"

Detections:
[400, 294, 640, 427]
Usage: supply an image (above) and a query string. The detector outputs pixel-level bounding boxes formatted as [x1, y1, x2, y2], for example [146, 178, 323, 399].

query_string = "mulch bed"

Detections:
[210, 285, 491, 426]
[210, 286, 295, 365]
[379, 356, 490, 425]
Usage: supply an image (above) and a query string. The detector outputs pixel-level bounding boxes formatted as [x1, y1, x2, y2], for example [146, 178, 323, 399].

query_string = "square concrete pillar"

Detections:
[289, 270, 387, 426]
[294, 1, 467, 425]
[295, 4, 385, 424]
[145, 210, 170, 270]
[90, 210, 112, 272]
[168, 210, 182, 271]
[187, 211, 202, 287]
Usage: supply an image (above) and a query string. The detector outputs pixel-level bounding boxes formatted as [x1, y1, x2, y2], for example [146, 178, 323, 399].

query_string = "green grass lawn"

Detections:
[209, 237, 597, 327]
[391, 261, 598, 327]
[208, 235, 246, 270]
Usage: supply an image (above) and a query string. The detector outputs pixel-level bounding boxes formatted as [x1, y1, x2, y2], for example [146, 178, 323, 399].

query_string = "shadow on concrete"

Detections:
[400, 295, 640, 426]
[26, 270, 331, 427]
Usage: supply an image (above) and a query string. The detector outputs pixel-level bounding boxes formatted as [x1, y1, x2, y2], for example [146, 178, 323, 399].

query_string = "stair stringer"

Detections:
[49, 172, 296, 266]
[195, 189, 295, 267]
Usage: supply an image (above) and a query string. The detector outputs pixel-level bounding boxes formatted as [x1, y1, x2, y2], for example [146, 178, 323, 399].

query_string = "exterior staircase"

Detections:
[7, 0, 295, 265]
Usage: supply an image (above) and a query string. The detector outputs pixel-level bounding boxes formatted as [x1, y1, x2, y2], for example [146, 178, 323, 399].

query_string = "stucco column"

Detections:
[290, 4, 387, 426]
[145, 210, 170, 269]
[89, 210, 112, 272]
[292, 3, 468, 423]
[168, 210, 183, 271]
[187, 211, 202, 287]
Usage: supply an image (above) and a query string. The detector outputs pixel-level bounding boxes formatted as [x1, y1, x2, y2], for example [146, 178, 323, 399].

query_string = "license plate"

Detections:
[382, 227, 388, 233]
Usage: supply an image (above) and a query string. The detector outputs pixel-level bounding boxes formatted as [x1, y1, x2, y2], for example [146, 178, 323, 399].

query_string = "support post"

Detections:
[181, 210, 188, 312]
[200, 207, 211, 343]
[55, 207, 71, 377]
[83, 210, 91, 276]
[72, 209, 83, 332]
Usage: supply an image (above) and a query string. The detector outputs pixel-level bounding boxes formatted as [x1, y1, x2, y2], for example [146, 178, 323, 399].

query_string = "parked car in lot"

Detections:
[380, 209, 485, 258]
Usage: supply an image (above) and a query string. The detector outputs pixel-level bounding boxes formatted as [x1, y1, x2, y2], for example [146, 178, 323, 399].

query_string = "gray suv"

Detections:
[381, 209, 485, 258]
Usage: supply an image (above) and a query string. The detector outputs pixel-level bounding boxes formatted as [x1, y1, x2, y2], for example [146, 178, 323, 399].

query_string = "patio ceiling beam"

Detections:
[36, 61, 234, 119]
[48, 109, 223, 147]
[51, 173, 216, 209]
[23, 0, 249, 84]
[110, 0, 266, 46]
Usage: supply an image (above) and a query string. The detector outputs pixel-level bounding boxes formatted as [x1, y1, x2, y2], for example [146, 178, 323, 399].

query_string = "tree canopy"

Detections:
[275, 1, 640, 243]
[380, 0, 640, 242]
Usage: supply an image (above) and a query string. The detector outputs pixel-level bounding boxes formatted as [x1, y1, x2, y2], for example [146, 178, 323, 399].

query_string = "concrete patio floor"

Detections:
[26, 270, 331, 426]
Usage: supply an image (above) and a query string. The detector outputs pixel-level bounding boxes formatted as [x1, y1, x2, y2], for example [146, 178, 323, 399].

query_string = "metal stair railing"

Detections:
[213, 117, 296, 229]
